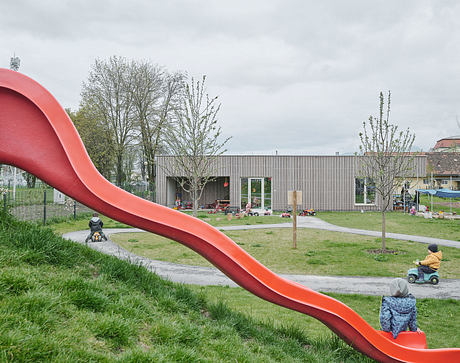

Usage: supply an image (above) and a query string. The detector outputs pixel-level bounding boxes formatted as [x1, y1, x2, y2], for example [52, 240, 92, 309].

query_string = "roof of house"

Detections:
[433, 135, 460, 150]
[426, 152, 460, 175]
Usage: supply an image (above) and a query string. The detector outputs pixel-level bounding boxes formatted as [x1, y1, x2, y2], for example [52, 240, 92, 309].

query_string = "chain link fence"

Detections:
[1, 187, 93, 224]
[120, 181, 155, 202]
[1, 166, 155, 224]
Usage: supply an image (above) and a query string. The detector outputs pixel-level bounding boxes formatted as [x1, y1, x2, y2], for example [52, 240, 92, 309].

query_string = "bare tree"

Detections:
[131, 61, 185, 197]
[164, 76, 231, 217]
[81, 56, 136, 186]
[359, 91, 416, 251]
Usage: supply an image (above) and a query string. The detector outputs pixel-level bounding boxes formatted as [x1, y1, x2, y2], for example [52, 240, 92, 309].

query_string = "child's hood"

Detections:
[91, 217, 101, 223]
[383, 295, 416, 314]
[432, 251, 442, 260]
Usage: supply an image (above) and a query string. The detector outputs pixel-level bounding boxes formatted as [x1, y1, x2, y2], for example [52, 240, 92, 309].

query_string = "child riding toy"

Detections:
[407, 260, 439, 285]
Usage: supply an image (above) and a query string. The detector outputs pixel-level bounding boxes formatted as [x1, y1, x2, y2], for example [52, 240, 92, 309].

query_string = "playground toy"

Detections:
[91, 231, 102, 242]
[1, 68, 459, 363]
[408, 260, 440, 285]
[407, 267, 439, 285]
[208, 200, 225, 214]
[224, 206, 240, 215]
[299, 208, 316, 216]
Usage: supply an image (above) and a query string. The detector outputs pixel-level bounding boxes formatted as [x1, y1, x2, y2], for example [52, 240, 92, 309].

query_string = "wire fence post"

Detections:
[43, 189, 47, 225]
[3, 193, 6, 213]
[7, 181, 11, 204]
[73, 200, 77, 220]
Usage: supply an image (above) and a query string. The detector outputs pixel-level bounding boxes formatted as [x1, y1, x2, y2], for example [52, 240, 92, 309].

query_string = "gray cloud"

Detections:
[1, 0, 460, 155]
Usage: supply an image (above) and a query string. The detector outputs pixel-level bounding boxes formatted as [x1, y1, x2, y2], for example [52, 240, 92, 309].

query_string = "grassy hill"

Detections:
[0, 212, 371, 362]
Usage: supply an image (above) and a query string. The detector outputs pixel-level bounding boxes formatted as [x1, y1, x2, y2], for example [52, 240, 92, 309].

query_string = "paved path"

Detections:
[63, 217, 460, 300]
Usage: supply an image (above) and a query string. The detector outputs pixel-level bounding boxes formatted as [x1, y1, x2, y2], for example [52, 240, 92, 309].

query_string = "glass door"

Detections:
[249, 178, 263, 211]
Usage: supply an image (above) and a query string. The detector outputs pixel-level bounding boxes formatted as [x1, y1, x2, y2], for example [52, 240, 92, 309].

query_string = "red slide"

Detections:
[0, 68, 458, 362]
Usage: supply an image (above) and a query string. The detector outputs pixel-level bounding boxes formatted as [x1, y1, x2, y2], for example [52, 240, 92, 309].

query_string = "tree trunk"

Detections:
[148, 163, 155, 200]
[25, 172, 37, 188]
[192, 187, 198, 217]
[381, 210, 386, 251]
[116, 154, 123, 187]
[149, 181, 155, 201]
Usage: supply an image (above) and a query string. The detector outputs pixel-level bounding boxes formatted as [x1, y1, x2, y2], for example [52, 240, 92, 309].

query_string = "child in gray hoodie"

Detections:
[380, 278, 420, 339]
[84, 213, 108, 242]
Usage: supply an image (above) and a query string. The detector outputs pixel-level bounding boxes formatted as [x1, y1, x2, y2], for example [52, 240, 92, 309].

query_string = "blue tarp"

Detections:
[416, 189, 437, 195]
[416, 189, 460, 198]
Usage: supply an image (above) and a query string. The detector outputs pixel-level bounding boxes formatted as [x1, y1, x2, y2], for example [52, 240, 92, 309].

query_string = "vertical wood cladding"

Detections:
[156, 155, 426, 211]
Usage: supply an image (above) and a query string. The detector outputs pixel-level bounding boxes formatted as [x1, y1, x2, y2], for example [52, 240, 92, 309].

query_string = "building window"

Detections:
[441, 180, 448, 185]
[241, 177, 272, 210]
[241, 178, 248, 209]
[423, 179, 429, 184]
[355, 178, 375, 205]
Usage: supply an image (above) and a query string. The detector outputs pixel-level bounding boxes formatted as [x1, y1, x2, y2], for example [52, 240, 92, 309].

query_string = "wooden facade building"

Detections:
[156, 155, 426, 212]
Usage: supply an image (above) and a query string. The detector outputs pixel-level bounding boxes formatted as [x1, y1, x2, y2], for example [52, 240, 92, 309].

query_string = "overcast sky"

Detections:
[2, 1, 460, 155]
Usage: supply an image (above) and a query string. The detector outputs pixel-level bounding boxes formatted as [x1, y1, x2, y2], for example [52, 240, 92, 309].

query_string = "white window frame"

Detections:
[355, 177, 376, 205]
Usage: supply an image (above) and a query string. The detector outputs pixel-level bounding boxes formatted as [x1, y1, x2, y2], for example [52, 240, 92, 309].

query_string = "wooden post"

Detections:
[288, 190, 301, 249]
[292, 190, 297, 249]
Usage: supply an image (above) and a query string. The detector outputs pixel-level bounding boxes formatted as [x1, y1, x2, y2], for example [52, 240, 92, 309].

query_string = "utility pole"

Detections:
[9, 55, 20, 200]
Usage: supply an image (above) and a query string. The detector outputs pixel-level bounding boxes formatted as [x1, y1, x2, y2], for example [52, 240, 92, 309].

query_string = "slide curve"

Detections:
[0, 68, 458, 363]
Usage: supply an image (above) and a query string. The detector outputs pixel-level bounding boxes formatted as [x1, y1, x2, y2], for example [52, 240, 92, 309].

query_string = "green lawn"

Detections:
[318, 211, 460, 241]
[51, 210, 460, 279]
[111, 228, 460, 278]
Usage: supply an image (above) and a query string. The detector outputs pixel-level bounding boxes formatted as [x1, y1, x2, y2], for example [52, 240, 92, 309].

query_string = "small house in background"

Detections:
[53, 189, 66, 204]
[432, 135, 460, 152]
[385, 152, 460, 195]
[425, 152, 460, 190]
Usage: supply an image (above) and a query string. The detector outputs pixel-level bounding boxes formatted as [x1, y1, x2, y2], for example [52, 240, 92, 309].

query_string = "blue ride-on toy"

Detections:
[407, 260, 439, 285]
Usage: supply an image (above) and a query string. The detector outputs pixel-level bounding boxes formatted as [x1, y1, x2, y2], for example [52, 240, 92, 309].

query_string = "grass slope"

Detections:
[0, 212, 371, 362]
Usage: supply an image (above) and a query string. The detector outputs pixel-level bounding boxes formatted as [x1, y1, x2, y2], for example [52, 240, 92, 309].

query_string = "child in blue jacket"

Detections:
[380, 278, 420, 339]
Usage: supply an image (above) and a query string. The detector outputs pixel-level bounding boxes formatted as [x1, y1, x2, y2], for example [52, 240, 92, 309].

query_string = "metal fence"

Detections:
[0, 165, 155, 224]
[1, 187, 93, 224]
[120, 182, 155, 202]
